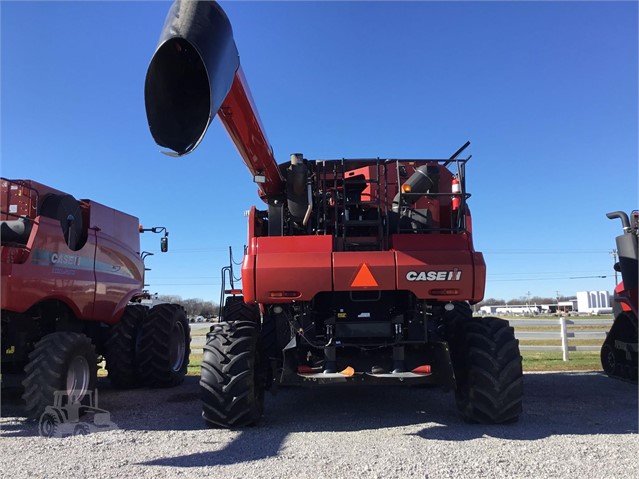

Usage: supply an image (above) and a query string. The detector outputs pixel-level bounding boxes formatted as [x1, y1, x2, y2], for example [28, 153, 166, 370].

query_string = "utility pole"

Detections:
[610, 249, 618, 285]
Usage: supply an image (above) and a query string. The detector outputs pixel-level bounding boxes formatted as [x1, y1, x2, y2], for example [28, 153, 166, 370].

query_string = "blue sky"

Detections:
[2, 1, 637, 303]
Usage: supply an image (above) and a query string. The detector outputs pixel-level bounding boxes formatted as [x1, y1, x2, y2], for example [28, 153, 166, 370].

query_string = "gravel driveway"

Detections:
[1, 372, 637, 479]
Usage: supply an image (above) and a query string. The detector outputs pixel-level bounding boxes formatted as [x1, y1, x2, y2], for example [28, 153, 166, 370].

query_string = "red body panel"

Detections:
[245, 236, 333, 303]
[1, 218, 96, 319]
[471, 253, 487, 301]
[333, 252, 395, 291]
[1, 182, 144, 325]
[241, 230, 486, 303]
[89, 201, 144, 323]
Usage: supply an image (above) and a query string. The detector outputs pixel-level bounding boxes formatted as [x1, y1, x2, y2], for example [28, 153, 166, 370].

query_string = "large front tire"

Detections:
[201, 312, 263, 428]
[137, 303, 190, 387]
[449, 315, 523, 424]
[22, 332, 97, 418]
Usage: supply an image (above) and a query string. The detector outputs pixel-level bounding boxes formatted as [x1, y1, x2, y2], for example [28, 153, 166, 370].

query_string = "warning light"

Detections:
[401, 184, 411, 193]
[225, 289, 243, 295]
[429, 289, 460, 296]
[412, 365, 432, 374]
[351, 263, 379, 288]
[269, 291, 301, 298]
[340, 366, 355, 377]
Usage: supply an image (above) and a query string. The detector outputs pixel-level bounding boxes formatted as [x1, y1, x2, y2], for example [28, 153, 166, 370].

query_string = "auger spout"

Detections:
[145, 0, 284, 197]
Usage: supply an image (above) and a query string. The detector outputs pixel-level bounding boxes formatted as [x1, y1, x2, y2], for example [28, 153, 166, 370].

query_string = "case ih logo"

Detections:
[406, 269, 462, 282]
[50, 253, 81, 266]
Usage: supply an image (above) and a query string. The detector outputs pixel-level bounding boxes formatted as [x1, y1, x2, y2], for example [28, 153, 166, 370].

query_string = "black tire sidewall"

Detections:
[105, 304, 147, 389]
[22, 332, 97, 418]
[137, 303, 190, 387]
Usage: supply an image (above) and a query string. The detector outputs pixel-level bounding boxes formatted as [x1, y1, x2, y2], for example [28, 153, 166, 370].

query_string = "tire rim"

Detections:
[39, 414, 55, 437]
[170, 320, 186, 372]
[66, 355, 90, 403]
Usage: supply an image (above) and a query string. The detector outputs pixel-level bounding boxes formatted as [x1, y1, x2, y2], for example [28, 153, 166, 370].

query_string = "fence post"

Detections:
[560, 316, 569, 361]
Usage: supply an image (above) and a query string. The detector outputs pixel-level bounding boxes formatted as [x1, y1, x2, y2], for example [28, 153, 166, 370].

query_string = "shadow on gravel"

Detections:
[0, 386, 36, 438]
[139, 371, 638, 468]
[0, 377, 205, 438]
[3, 372, 636, 455]
[415, 371, 638, 441]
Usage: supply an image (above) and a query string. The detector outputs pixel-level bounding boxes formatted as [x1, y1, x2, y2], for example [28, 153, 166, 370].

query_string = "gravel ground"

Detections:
[1, 372, 637, 479]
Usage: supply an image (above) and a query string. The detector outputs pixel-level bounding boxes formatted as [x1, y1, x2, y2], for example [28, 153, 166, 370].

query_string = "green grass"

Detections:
[187, 353, 202, 376]
[501, 314, 608, 372]
[521, 350, 601, 372]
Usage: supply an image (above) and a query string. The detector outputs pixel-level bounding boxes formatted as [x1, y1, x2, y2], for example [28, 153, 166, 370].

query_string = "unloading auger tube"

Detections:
[145, 0, 284, 199]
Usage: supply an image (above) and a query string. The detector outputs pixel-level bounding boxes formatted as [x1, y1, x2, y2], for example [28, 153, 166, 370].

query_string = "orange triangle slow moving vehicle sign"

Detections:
[351, 263, 379, 287]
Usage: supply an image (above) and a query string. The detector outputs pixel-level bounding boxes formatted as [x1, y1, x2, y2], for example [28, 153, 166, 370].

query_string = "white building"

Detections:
[576, 291, 610, 313]
[557, 299, 578, 313]
[479, 304, 542, 315]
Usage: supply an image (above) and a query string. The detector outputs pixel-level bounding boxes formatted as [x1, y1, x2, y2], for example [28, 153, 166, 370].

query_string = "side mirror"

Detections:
[160, 235, 168, 253]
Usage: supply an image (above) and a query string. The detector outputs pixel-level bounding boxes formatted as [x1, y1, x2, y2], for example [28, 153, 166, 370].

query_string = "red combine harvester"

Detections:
[600, 211, 638, 382]
[145, 0, 523, 427]
[1, 179, 190, 417]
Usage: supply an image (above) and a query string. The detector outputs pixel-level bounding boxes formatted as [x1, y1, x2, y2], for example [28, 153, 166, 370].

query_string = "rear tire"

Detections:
[449, 315, 523, 424]
[22, 332, 97, 418]
[220, 296, 260, 325]
[201, 299, 263, 428]
[137, 303, 190, 387]
[105, 304, 147, 389]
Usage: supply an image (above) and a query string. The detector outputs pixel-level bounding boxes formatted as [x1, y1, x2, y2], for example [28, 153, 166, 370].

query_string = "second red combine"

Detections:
[145, 0, 523, 428]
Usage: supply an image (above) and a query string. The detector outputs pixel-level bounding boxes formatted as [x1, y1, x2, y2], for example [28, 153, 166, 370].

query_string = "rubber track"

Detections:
[105, 304, 147, 389]
[137, 303, 190, 387]
[201, 319, 262, 428]
[457, 317, 523, 424]
[21, 332, 97, 418]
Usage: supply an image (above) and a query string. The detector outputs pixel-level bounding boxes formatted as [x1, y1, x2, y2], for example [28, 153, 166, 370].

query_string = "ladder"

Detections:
[335, 160, 386, 251]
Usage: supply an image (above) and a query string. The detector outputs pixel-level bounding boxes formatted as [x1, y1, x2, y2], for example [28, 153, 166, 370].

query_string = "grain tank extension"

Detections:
[145, 0, 523, 427]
